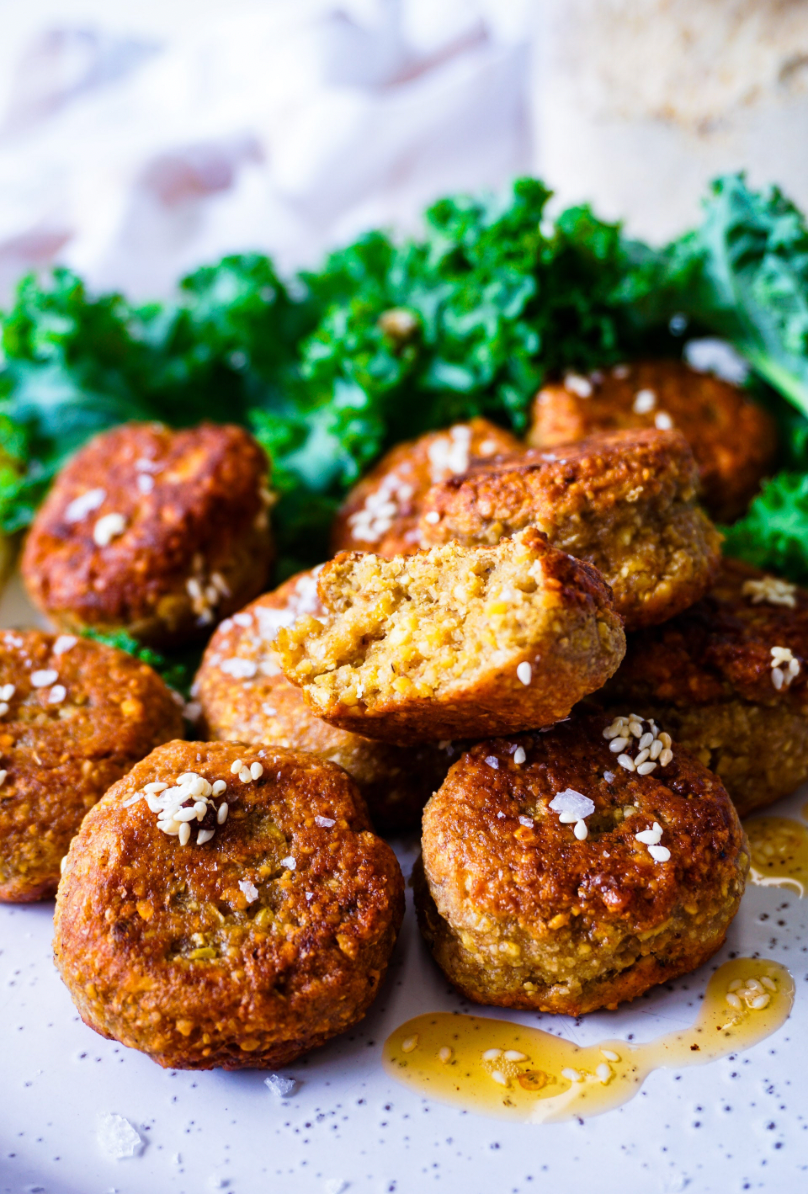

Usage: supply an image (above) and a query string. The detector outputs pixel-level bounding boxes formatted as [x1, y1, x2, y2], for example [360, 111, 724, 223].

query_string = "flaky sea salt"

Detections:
[96, 1112, 145, 1159]
[265, 1073, 299, 1098]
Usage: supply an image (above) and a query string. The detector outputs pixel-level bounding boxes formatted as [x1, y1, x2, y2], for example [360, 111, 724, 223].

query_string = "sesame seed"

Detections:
[634, 748, 650, 765]
[212, 780, 227, 796]
[31, 669, 58, 688]
[0, 770, 7, 787]
[197, 828, 215, 845]
[516, 662, 532, 686]
[482, 1049, 502, 1061]
[93, 512, 127, 547]
[761, 976, 777, 991]
[136, 474, 155, 494]
[315, 815, 336, 828]
[655, 411, 673, 430]
[0, 702, 9, 717]
[561, 1068, 583, 1083]
[632, 389, 656, 414]
[564, 373, 593, 398]
[239, 767, 252, 783]
[52, 637, 76, 656]
[217, 803, 229, 824]
[233, 612, 253, 628]
[65, 487, 106, 523]
[749, 994, 770, 1010]
[659, 748, 673, 767]
[743, 576, 797, 608]
[401, 1035, 419, 1054]
[601, 1049, 619, 1061]
[46, 684, 66, 704]
[638, 732, 653, 749]
[250, 762, 264, 780]
[609, 737, 629, 753]
[649, 740, 663, 760]
[490, 1071, 508, 1087]
[596, 1063, 612, 1083]
[424, 511, 440, 524]
[438, 1046, 453, 1064]
[513, 746, 526, 765]
[647, 844, 671, 862]
[230, 760, 244, 774]
[145, 781, 168, 793]
[0, 683, 13, 701]
[573, 820, 588, 840]
[617, 754, 635, 771]
[220, 658, 258, 680]
[636, 761, 657, 775]
[178, 822, 191, 846]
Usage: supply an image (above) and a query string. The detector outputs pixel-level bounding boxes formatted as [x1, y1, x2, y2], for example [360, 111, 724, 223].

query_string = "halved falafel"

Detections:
[276, 528, 625, 744]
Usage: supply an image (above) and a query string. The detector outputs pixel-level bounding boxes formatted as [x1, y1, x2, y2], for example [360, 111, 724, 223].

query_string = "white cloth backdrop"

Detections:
[0, 0, 538, 304]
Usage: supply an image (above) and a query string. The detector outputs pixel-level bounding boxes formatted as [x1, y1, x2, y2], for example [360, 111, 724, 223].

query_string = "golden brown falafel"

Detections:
[22, 422, 274, 646]
[195, 570, 457, 832]
[419, 428, 721, 630]
[416, 712, 748, 1015]
[604, 558, 808, 817]
[53, 739, 404, 1070]
[0, 630, 183, 902]
[276, 528, 625, 744]
[527, 360, 776, 522]
[331, 418, 524, 557]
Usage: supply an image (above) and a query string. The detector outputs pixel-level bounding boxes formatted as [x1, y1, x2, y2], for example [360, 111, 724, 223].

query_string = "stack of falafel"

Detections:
[3, 358, 803, 1070]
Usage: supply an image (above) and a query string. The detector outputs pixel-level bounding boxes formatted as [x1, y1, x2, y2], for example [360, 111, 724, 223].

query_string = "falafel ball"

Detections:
[419, 428, 721, 630]
[53, 740, 404, 1070]
[527, 360, 776, 522]
[416, 712, 748, 1015]
[277, 528, 625, 744]
[0, 630, 183, 902]
[604, 558, 808, 817]
[195, 570, 456, 832]
[331, 418, 524, 557]
[22, 422, 274, 646]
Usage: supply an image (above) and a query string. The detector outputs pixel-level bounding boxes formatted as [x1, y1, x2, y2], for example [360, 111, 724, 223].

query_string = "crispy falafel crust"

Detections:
[604, 558, 808, 816]
[195, 571, 454, 832]
[22, 422, 274, 646]
[0, 631, 183, 902]
[416, 715, 748, 1015]
[277, 529, 626, 745]
[528, 360, 777, 522]
[331, 418, 524, 557]
[53, 741, 404, 1071]
[420, 428, 721, 630]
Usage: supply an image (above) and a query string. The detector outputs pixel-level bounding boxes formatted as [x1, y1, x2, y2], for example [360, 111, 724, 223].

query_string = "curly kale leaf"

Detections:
[722, 472, 808, 585]
[664, 173, 808, 417]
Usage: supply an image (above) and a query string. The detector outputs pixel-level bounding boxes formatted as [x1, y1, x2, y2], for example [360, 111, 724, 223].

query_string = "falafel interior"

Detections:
[276, 527, 626, 743]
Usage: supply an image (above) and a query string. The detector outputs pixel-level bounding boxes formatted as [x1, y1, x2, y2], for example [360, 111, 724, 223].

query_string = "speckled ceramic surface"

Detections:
[2, 572, 808, 1194]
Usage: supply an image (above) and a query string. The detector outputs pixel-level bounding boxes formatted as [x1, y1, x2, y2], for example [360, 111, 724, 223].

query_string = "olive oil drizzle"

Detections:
[383, 958, 793, 1123]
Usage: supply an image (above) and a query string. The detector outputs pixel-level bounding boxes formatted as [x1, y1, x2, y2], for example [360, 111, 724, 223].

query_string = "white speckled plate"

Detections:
[1, 572, 807, 1194]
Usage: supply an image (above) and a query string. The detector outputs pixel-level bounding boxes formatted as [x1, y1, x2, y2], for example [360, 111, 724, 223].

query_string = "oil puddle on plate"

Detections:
[747, 813, 808, 895]
[383, 958, 793, 1122]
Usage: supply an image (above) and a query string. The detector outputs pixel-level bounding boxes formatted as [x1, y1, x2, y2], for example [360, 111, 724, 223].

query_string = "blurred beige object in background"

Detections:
[537, 0, 808, 240]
